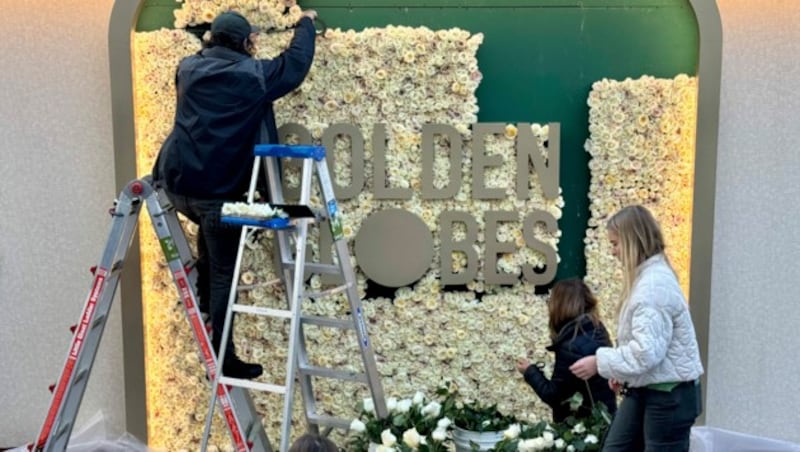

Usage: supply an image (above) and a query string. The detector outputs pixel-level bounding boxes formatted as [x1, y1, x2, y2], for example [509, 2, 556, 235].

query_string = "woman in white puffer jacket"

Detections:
[570, 205, 704, 451]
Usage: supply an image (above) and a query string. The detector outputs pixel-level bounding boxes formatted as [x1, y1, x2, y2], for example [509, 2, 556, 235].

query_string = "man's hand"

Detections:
[609, 378, 623, 394]
[569, 355, 598, 380]
[301, 9, 318, 21]
[515, 357, 530, 374]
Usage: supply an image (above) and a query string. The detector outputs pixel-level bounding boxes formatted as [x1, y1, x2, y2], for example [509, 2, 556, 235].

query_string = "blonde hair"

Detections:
[606, 205, 669, 315]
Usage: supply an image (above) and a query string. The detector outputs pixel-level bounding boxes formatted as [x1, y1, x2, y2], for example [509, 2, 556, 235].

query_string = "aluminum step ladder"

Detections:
[32, 177, 271, 452]
[201, 144, 388, 452]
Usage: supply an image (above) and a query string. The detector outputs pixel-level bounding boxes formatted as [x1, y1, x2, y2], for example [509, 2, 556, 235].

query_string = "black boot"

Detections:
[223, 354, 263, 380]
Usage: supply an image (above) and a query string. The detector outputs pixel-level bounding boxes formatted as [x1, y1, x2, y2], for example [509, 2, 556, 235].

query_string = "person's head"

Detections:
[606, 205, 667, 310]
[206, 11, 259, 55]
[288, 433, 338, 452]
[547, 278, 600, 339]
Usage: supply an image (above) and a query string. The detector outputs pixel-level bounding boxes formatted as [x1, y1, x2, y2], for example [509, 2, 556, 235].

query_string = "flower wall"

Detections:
[583, 75, 697, 322]
[132, 0, 696, 449]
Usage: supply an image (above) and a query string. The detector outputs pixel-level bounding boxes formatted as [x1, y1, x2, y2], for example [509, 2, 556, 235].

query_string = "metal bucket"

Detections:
[452, 426, 504, 451]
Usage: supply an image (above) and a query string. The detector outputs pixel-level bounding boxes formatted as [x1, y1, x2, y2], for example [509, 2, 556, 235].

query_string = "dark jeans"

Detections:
[165, 190, 242, 356]
[602, 380, 702, 452]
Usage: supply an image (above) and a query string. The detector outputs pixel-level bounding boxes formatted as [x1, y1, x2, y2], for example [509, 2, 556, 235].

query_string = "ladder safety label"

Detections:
[356, 307, 369, 347]
[159, 236, 180, 262]
[327, 200, 344, 241]
[37, 268, 107, 448]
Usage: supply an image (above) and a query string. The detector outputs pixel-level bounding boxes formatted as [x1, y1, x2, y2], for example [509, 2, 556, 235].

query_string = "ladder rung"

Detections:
[281, 262, 341, 275]
[73, 366, 90, 384]
[304, 283, 352, 299]
[54, 421, 72, 441]
[306, 413, 355, 431]
[254, 144, 326, 161]
[219, 377, 286, 394]
[237, 278, 281, 292]
[232, 304, 292, 319]
[300, 315, 353, 329]
[298, 364, 367, 383]
[91, 314, 107, 329]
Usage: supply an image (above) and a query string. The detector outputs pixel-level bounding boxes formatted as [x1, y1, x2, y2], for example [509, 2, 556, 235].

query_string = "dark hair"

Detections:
[547, 278, 600, 340]
[288, 433, 338, 452]
[203, 32, 254, 55]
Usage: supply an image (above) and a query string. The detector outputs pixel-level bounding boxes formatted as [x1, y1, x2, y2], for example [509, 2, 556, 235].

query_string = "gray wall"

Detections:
[0, 0, 124, 446]
[707, 0, 800, 443]
[1, 0, 799, 447]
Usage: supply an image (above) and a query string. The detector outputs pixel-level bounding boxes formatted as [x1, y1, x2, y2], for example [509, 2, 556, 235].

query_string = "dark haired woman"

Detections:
[516, 278, 617, 422]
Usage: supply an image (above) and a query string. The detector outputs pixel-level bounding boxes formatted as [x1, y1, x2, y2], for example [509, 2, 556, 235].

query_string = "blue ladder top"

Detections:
[254, 144, 326, 161]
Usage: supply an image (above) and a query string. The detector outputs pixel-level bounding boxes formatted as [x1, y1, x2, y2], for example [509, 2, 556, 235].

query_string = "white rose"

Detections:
[421, 401, 441, 418]
[503, 423, 521, 439]
[431, 428, 447, 442]
[402, 428, 422, 449]
[381, 429, 397, 447]
[437, 417, 452, 429]
[542, 431, 555, 447]
[554, 438, 566, 449]
[572, 422, 586, 434]
[567, 445, 576, 452]
[349, 419, 366, 433]
[585, 434, 599, 445]
[396, 399, 412, 413]
[386, 397, 398, 412]
[412, 391, 425, 405]
[363, 398, 375, 414]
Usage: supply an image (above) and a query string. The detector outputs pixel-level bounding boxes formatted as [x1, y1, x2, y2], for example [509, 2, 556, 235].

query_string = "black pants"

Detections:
[165, 190, 242, 356]
[602, 380, 702, 452]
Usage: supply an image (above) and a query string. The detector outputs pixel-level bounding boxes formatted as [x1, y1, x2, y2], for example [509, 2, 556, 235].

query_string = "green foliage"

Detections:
[346, 393, 450, 452]
[492, 393, 612, 452]
[438, 383, 518, 432]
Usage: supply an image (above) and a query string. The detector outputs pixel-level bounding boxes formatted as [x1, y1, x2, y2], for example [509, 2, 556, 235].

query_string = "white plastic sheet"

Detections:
[5, 411, 149, 452]
[691, 426, 800, 452]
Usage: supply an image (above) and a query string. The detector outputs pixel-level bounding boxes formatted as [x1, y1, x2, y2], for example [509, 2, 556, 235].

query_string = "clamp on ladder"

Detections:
[202, 144, 388, 452]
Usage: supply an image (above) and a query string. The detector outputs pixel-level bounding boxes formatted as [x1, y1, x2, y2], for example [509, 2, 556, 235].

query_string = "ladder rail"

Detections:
[315, 159, 389, 419]
[203, 144, 388, 452]
[34, 178, 272, 452]
[33, 190, 142, 452]
[144, 184, 266, 452]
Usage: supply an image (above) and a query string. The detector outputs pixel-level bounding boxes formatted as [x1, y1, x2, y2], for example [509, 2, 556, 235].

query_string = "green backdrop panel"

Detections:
[136, 0, 698, 284]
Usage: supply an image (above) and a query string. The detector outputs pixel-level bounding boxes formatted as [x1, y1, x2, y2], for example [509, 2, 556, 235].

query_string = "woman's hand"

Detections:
[515, 357, 530, 374]
[609, 378, 623, 393]
[569, 355, 598, 380]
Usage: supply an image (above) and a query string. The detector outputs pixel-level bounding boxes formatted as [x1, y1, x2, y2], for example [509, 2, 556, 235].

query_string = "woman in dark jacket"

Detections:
[516, 279, 617, 422]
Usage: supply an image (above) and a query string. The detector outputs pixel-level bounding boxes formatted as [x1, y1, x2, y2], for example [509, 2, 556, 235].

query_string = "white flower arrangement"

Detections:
[131, 1, 697, 449]
[221, 201, 286, 219]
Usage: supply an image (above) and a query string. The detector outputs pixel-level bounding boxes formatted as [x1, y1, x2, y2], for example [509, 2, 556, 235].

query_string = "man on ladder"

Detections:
[152, 8, 317, 379]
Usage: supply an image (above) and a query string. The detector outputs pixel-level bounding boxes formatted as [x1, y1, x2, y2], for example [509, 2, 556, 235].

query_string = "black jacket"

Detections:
[153, 17, 316, 199]
[522, 315, 618, 422]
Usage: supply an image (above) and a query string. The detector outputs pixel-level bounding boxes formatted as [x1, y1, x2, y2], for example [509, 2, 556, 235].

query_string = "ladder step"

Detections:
[237, 278, 281, 292]
[254, 144, 326, 161]
[282, 262, 342, 275]
[305, 283, 351, 300]
[219, 377, 286, 394]
[298, 364, 367, 383]
[91, 313, 107, 329]
[232, 304, 292, 319]
[300, 315, 353, 329]
[222, 215, 292, 230]
[54, 421, 72, 441]
[73, 366, 90, 384]
[306, 413, 355, 431]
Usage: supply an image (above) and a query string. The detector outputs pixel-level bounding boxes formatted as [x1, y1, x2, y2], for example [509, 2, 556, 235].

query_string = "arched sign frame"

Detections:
[109, 0, 721, 440]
